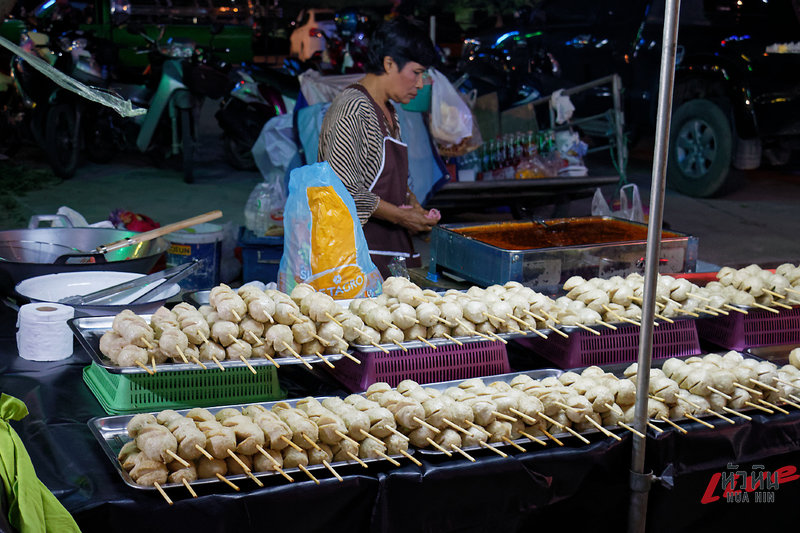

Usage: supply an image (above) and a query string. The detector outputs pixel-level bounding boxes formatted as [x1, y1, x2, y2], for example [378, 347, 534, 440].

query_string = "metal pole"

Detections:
[612, 74, 627, 182]
[627, 1, 682, 533]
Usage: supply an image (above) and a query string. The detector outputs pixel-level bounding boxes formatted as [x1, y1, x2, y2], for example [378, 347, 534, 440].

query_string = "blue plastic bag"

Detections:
[278, 162, 382, 298]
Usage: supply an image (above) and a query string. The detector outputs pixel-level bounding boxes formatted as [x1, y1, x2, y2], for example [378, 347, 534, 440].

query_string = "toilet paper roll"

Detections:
[16, 303, 75, 361]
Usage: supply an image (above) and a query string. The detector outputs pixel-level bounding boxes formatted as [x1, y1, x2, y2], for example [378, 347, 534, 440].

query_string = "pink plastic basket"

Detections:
[328, 341, 510, 392]
[514, 319, 701, 369]
[695, 307, 800, 351]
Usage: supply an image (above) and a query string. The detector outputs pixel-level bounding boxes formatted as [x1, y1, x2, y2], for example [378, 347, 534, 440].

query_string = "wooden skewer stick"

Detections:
[596, 319, 618, 330]
[314, 351, 335, 369]
[449, 444, 476, 462]
[733, 382, 762, 395]
[492, 411, 517, 423]
[359, 429, 384, 445]
[390, 339, 409, 352]
[333, 430, 359, 447]
[509, 408, 537, 425]
[501, 436, 527, 452]
[302, 433, 323, 451]
[413, 416, 441, 433]
[464, 419, 491, 435]
[646, 421, 664, 434]
[763, 288, 787, 299]
[749, 379, 780, 393]
[239, 355, 257, 375]
[376, 450, 401, 467]
[151, 355, 157, 373]
[538, 413, 590, 444]
[441, 333, 464, 346]
[256, 445, 294, 482]
[325, 312, 343, 326]
[699, 308, 719, 316]
[538, 426, 564, 446]
[790, 394, 800, 404]
[684, 413, 715, 429]
[400, 449, 422, 467]
[139, 336, 153, 349]
[153, 482, 173, 505]
[550, 326, 570, 339]
[618, 422, 646, 439]
[779, 397, 800, 410]
[648, 394, 666, 403]
[478, 440, 508, 458]
[298, 464, 320, 485]
[584, 415, 621, 441]
[721, 406, 752, 421]
[246, 470, 264, 487]
[487, 332, 508, 344]
[774, 376, 799, 389]
[370, 340, 391, 354]
[194, 444, 214, 460]
[723, 304, 749, 314]
[522, 309, 546, 322]
[230, 309, 241, 322]
[604, 403, 625, 416]
[434, 315, 454, 327]
[339, 350, 362, 364]
[706, 305, 729, 315]
[504, 324, 528, 336]
[657, 416, 688, 434]
[677, 396, 702, 410]
[182, 478, 198, 498]
[280, 435, 304, 452]
[704, 409, 735, 425]
[574, 322, 601, 336]
[539, 309, 560, 324]
[483, 312, 506, 325]
[653, 311, 676, 323]
[673, 308, 699, 318]
[706, 386, 732, 401]
[506, 314, 531, 329]
[347, 451, 368, 468]
[772, 300, 794, 310]
[280, 341, 313, 370]
[135, 361, 155, 375]
[751, 302, 781, 314]
[166, 449, 190, 468]
[383, 426, 410, 441]
[759, 399, 789, 414]
[426, 438, 452, 456]
[785, 287, 800, 295]
[443, 418, 470, 435]
[745, 401, 773, 414]
[602, 305, 640, 326]
[246, 331, 265, 346]
[227, 449, 251, 472]
[415, 336, 438, 350]
[190, 355, 207, 370]
[198, 331, 210, 346]
[519, 430, 547, 446]
[210, 355, 226, 371]
[216, 473, 240, 491]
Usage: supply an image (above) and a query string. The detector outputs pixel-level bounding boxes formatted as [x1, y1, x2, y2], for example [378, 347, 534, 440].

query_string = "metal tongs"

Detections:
[59, 260, 202, 306]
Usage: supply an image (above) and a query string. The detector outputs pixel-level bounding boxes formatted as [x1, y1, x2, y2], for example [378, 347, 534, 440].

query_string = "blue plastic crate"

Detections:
[237, 227, 283, 283]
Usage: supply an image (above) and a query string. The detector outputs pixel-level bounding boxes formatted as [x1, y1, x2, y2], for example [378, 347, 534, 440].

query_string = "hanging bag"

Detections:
[429, 68, 473, 146]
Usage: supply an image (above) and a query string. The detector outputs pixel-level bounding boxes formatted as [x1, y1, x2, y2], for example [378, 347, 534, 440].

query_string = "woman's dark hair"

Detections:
[365, 18, 438, 74]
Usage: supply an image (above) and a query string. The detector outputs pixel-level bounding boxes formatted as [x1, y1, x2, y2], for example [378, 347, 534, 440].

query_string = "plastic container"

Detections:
[164, 222, 224, 290]
[237, 227, 284, 283]
[513, 319, 701, 369]
[695, 307, 800, 351]
[328, 341, 510, 392]
[83, 362, 284, 415]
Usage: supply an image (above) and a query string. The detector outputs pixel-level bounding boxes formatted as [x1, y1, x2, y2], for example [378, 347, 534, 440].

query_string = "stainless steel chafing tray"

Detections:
[427, 216, 698, 293]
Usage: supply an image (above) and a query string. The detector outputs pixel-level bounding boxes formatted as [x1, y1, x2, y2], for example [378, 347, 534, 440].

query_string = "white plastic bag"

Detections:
[550, 89, 575, 125]
[429, 68, 473, 146]
[591, 184, 645, 223]
[244, 169, 286, 237]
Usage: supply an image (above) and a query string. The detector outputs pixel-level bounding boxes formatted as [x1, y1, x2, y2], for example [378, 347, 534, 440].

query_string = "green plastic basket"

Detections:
[83, 363, 285, 415]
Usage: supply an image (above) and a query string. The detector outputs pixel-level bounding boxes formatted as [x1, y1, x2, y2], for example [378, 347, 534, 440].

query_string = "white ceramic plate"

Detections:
[15, 271, 180, 316]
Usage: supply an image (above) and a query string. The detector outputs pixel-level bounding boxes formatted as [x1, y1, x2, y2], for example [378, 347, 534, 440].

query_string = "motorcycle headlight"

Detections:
[160, 40, 196, 59]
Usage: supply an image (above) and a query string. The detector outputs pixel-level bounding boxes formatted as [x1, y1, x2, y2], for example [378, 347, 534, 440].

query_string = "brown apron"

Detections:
[350, 84, 421, 278]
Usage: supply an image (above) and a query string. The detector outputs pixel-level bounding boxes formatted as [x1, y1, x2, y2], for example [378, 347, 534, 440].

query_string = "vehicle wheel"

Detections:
[181, 108, 194, 184]
[44, 103, 81, 179]
[222, 134, 256, 170]
[667, 98, 732, 197]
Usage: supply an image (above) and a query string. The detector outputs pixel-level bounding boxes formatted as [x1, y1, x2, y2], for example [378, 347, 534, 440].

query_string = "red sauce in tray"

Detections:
[453, 218, 681, 251]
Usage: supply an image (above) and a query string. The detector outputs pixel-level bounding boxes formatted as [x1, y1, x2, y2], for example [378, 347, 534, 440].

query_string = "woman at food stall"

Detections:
[317, 18, 440, 278]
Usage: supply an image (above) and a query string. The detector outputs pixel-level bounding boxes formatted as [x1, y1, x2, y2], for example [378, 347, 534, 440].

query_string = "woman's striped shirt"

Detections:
[318, 86, 400, 225]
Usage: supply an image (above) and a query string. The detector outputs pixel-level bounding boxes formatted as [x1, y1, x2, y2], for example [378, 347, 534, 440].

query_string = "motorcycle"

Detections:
[84, 24, 230, 183]
[215, 63, 289, 170]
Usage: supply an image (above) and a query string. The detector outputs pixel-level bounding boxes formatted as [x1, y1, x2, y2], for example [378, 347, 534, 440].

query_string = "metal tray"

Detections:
[746, 345, 800, 365]
[69, 315, 346, 374]
[89, 397, 411, 492]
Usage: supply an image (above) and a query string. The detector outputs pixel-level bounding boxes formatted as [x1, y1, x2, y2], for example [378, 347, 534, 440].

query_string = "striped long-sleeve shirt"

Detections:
[317, 86, 401, 225]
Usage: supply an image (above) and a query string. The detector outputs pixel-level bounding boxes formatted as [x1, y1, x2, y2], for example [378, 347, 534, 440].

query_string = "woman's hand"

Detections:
[373, 199, 438, 234]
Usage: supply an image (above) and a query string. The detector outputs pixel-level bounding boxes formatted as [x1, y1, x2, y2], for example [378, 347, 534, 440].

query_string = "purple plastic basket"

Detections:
[514, 319, 701, 369]
[328, 341, 510, 392]
[695, 307, 800, 351]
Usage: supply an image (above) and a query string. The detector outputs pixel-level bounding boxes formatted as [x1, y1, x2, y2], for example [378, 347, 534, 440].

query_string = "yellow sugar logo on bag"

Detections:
[306, 186, 366, 299]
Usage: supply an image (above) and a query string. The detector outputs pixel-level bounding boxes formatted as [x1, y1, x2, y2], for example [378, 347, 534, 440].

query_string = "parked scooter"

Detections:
[215, 64, 291, 170]
[84, 24, 230, 183]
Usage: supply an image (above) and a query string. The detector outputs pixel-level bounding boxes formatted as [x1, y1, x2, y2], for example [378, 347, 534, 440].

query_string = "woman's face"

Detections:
[385, 58, 427, 104]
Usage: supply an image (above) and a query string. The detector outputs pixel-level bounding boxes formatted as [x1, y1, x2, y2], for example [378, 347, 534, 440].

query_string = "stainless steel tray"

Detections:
[89, 397, 411, 492]
[69, 315, 346, 374]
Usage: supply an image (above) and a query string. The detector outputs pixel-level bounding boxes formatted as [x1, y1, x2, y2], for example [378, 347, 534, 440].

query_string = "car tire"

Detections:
[667, 98, 732, 197]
